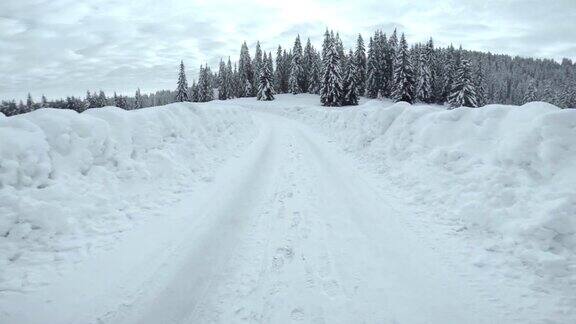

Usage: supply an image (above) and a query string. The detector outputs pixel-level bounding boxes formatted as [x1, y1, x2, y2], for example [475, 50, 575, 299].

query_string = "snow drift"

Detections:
[0, 103, 256, 292]
[273, 96, 576, 283]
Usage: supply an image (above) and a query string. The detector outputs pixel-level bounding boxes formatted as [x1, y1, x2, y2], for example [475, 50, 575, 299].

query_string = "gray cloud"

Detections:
[0, 0, 575, 101]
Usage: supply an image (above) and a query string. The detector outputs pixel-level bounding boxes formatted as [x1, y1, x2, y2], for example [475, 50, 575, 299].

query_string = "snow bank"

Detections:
[278, 96, 576, 282]
[0, 103, 256, 292]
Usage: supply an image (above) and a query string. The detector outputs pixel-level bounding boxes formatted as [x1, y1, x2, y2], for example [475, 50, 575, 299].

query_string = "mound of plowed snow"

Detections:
[267, 95, 575, 288]
[0, 102, 256, 291]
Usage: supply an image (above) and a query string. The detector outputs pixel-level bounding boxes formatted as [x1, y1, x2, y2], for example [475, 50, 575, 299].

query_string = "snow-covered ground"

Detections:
[1, 94, 575, 323]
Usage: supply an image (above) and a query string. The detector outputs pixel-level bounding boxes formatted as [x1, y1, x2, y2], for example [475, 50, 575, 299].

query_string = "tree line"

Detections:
[2, 28, 575, 116]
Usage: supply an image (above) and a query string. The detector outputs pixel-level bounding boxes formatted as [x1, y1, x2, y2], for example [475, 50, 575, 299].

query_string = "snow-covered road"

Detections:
[123, 112, 506, 324]
[2, 106, 571, 323]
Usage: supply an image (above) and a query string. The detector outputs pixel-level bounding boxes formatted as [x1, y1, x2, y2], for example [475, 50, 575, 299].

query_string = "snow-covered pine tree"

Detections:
[392, 33, 416, 103]
[41, 95, 48, 108]
[320, 32, 343, 107]
[303, 38, 315, 92]
[321, 29, 331, 64]
[0, 100, 17, 116]
[307, 52, 322, 94]
[134, 88, 143, 109]
[238, 42, 254, 97]
[288, 66, 299, 94]
[17, 100, 25, 114]
[343, 50, 359, 106]
[226, 58, 235, 99]
[274, 46, 284, 93]
[280, 49, 291, 93]
[334, 32, 345, 63]
[253, 41, 263, 92]
[365, 37, 379, 98]
[113, 92, 125, 109]
[175, 60, 190, 102]
[243, 79, 253, 99]
[120, 95, 128, 109]
[257, 55, 275, 101]
[441, 45, 457, 103]
[388, 28, 399, 93]
[85, 91, 98, 108]
[474, 62, 487, 107]
[374, 31, 388, 97]
[448, 59, 478, 108]
[26, 93, 34, 112]
[66, 96, 85, 112]
[416, 44, 433, 103]
[354, 34, 367, 96]
[198, 65, 214, 102]
[289, 35, 304, 94]
[381, 33, 394, 97]
[191, 80, 199, 102]
[96, 90, 107, 107]
[523, 79, 538, 103]
[232, 62, 241, 98]
[218, 59, 228, 100]
[266, 52, 274, 87]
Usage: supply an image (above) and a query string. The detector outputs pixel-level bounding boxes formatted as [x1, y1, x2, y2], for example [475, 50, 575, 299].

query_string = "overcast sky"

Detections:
[1, 0, 575, 101]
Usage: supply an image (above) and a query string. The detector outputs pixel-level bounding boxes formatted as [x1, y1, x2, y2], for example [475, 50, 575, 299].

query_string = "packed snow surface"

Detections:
[0, 94, 575, 323]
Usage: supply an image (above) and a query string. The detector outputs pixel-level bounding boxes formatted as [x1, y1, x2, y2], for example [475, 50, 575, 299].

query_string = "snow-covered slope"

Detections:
[0, 102, 257, 292]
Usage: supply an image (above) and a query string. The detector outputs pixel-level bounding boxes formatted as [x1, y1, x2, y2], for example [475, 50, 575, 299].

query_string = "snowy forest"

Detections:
[2, 28, 575, 116]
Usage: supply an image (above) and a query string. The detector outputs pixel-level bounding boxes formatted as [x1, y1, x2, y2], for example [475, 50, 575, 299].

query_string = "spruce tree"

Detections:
[96, 90, 107, 107]
[365, 37, 379, 98]
[288, 65, 300, 94]
[416, 42, 433, 103]
[226, 58, 235, 99]
[218, 59, 228, 100]
[392, 33, 416, 103]
[86, 91, 98, 108]
[26, 93, 34, 112]
[257, 56, 275, 101]
[343, 50, 359, 106]
[320, 32, 343, 107]
[334, 32, 345, 63]
[175, 60, 190, 102]
[266, 52, 274, 87]
[238, 42, 254, 97]
[474, 62, 487, 106]
[289, 35, 304, 94]
[523, 79, 538, 103]
[307, 52, 322, 94]
[253, 41, 263, 92]
[274, 46, 284, 93]
[303, 38, 315, 92]
[388, 29, 399, 93]
[41, 95, 48, 108]
[113, 92, 127, 109]
[449, 59, 478, 108]
[374, 31, 388, 97]
[441, 45, 458, 103]
[134, 88, 143, 109]
[354, 34, 367, 96]
[232, 63, 240, 98]
[191, 80, 199, 102]
[198, 65, 214, 102]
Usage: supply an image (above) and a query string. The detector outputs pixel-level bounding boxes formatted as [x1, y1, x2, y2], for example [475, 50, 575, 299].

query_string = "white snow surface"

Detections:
[1, 94, 575, 323]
